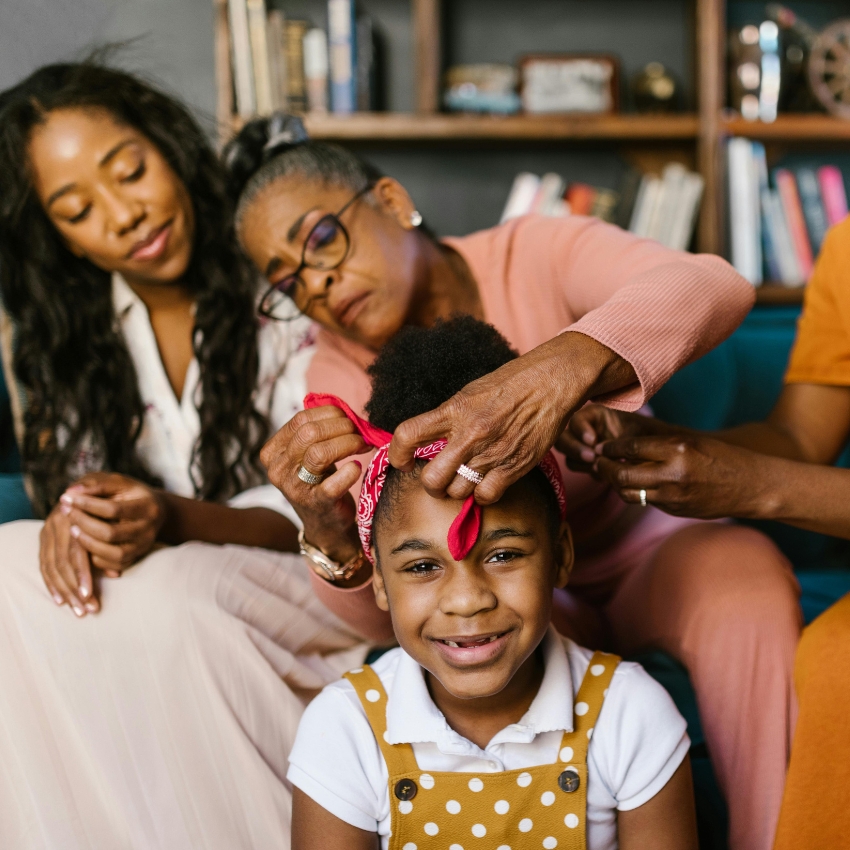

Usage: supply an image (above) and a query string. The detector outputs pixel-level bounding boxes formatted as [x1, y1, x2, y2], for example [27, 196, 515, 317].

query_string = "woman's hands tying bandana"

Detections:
[261, 406, 368, 577]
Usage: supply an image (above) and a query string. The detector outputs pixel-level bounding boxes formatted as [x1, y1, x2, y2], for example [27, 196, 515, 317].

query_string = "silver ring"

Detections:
[639, 489, 648, 507]
[298, 465, 325, 486]
[457, 464, 485, 486]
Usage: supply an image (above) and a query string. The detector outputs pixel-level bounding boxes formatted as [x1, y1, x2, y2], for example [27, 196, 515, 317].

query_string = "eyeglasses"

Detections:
[258, 183, 374, 321]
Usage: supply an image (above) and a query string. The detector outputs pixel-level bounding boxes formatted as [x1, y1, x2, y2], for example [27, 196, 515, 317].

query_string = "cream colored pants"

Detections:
[0, 521, 368, 849]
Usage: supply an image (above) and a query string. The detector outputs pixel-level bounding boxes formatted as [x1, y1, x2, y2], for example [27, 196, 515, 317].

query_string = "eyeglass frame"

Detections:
[258, 181, 376, 320]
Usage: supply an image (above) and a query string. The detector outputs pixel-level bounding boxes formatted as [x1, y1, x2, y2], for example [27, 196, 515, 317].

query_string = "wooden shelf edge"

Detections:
[755, 283, 805, 305]
[227, 112, 700, 142]
[723, 114, 850, 141]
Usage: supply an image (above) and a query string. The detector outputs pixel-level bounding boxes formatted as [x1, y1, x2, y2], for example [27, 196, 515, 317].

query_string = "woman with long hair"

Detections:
[0, 65, 366, 849]
[228, 115, 802, 850]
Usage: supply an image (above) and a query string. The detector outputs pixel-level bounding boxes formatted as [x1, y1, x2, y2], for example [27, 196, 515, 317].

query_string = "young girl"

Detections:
[288, 317, 698, 850]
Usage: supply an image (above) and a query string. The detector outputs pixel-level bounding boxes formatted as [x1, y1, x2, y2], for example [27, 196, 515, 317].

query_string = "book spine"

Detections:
[246, 0, 273, 115]
[774, 168, 814, 280]
[818, 165, 849, 227]
[759, 189, 783, 283]
[355, 16, 375, 111]
[227, 0, 256, 117]
[284, 20, 308, 112]
[303, 28, 329, 113]
[500, 173, 541, 223]
[727, 138, 761, 285]
[796, 167, 829, 255]
[328, 0, 356, 114]
[766, 189, 803, 286]
[266, 10, 286, 110]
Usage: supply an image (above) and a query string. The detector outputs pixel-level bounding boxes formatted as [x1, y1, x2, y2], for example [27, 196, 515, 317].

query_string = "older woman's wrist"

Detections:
[553, 331, 637, 410]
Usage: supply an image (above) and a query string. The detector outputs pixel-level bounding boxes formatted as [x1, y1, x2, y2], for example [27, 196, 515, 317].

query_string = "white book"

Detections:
[651, 163, 688, 247]
[304, 28, 329, 114]
[266, 10, 286, 111]
[727, 138, 762, 285]
[666, 172, 705, 252]
[533, 173, 566, 216]
[500, 173, 541, 223]
[228, 0, 256, 117]
[630, 175, 662, 238]
[247, 0, 274, 114]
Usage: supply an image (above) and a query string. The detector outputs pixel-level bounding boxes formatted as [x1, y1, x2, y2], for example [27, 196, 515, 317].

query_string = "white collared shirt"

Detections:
[288, 627, 689, 850]
[109, 273, 314, 523]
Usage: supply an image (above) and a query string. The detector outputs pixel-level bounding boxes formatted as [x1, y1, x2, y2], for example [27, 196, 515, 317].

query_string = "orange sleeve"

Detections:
[785, 217, 850, 386]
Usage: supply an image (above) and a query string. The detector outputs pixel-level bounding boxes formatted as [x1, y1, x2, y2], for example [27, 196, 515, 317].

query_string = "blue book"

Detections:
[328, 0, 356, 114]
[751, 143, 781, 282]
[796, 167, 829, 255]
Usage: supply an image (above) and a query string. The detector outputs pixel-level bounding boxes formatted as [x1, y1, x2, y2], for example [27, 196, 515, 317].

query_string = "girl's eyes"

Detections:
[487, 550, 519, 564]
[404, 561, 440, 575]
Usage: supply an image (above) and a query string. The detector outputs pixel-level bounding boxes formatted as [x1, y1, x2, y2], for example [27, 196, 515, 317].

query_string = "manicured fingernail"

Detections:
[105, 571, 120, 579]
[85, 601, 98, 613]
[580, 448, 595, 463]
[70, 525, 81, 539]
[79, 581, 91, 599]
[72, 604, 85, 617]
[66, 484, 84, 492]
[60, 493, 73, 506]
[60, 502, 71, 515]
[583, 432, 595, 445]
[52, 592, 63, 605]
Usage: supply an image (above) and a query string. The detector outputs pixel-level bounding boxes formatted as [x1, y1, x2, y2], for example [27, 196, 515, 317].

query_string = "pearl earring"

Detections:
[409, 210, 423, 227]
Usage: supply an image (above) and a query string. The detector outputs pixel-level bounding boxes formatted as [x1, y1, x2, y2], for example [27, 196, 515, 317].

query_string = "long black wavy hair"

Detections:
[0, 61, 269, 516]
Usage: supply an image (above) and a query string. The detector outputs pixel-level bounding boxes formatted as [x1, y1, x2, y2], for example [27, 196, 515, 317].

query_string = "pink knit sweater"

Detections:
[305, 215, 755, 641]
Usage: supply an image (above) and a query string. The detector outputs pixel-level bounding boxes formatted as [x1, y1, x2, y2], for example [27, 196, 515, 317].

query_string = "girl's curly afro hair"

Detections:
[365, 315, 519, 431]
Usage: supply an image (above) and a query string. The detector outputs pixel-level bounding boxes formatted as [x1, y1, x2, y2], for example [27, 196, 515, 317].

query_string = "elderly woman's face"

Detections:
[239, 176, 422, 351]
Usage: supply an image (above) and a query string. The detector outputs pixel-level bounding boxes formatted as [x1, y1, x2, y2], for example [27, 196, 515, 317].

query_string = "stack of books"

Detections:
[727, 138, 849, 287]
[228, 0, 382, 119]
[500, 163, 704, 253]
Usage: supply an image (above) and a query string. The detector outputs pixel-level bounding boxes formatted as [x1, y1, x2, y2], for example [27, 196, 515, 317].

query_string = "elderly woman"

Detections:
[561, 212, 850, 850]
[228, 114, 801, 850]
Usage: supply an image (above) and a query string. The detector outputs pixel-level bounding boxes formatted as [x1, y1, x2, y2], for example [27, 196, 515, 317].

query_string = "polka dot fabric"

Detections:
[343, 652, 619, 850]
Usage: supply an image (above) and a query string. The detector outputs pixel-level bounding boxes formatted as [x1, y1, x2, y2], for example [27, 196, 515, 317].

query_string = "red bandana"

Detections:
[304, 393, 567, 564]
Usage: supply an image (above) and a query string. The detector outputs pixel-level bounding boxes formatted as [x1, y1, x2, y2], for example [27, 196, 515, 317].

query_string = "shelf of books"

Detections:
[755, 284, 808, 305]
[231, 112, 701, 142]
[723, 115, 850, 142]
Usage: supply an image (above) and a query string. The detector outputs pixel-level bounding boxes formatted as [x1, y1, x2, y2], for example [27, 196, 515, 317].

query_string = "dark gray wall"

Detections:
[0, 0, 217, 122]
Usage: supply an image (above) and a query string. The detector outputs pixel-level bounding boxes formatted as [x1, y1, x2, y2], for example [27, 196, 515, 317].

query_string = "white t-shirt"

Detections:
[109, 273, 315, 524]
[288, 627, 690, 850]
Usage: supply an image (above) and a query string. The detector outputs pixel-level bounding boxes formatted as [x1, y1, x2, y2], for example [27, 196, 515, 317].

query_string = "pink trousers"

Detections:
[552, 509, 801, 850]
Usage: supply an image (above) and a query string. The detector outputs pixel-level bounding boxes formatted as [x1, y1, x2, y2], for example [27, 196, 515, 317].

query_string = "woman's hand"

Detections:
[39, 503, 98, 617]
[559, 404, 673, 475]
[59, 472, 165, 576]
[594, 432, 770, 519]
[261, 406, 368, 568]
[388, 333, 637, 504]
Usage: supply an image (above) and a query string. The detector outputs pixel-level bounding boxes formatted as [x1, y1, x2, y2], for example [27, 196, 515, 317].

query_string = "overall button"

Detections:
[395, 779, 418, 801]
[558, 769, 581, 793]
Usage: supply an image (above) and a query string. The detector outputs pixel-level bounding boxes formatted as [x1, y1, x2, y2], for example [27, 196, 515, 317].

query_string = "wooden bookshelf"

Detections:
[216, 0, 850, 306]
[235, 112, 701, 142]
[723, 114, 850, 142]
[755, 284, 808, 305]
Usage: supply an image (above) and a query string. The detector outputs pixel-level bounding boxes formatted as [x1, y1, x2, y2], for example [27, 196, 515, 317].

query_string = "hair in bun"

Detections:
[223, 112, 308, 204]
[224, 112, 385, 228]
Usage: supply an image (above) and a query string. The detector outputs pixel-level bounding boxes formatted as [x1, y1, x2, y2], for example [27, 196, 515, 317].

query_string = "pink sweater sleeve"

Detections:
[554, 217, 755, 409]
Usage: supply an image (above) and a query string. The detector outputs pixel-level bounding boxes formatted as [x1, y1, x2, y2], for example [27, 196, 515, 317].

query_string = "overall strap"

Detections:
[343, 665, 419, 776]
[559, 651, 621, 764]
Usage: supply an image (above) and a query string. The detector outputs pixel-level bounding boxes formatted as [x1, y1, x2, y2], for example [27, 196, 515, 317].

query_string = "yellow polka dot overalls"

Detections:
[344, 651, 620, 850]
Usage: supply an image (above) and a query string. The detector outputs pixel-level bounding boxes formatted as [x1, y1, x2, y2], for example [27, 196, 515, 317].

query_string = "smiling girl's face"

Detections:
[27, 107, 195, 286]
[372, 472, 572, 703]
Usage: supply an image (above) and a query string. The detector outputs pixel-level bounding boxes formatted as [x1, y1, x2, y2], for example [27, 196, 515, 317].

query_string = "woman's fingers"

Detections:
[387, 403, 452, 472]
[66, 507, 148, 545]
[71, 526, 147, 569]
[70, 541, 98, 613]
[301, 433, 368, 478]
[40, 519, 90, 615]
[599, 435, 683, 465]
